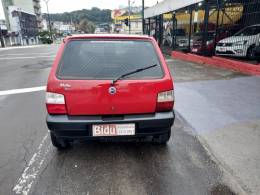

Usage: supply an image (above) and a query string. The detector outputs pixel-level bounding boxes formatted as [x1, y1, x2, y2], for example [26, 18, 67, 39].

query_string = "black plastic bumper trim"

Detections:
[46, 111, 175, 138]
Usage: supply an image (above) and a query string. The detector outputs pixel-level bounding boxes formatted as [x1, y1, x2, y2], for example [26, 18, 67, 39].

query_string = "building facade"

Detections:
[112, 6, 143, 34]
[32, 0, 42, 30]
[6, 6, 39, 45]
[1, 18, 21, 46]
[52, 21, 76, 34]
[144, 0, 260, 60]
[1, 0, 42, 31]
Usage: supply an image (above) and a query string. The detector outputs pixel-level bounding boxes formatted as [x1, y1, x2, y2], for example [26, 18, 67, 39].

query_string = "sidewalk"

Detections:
[175, 76, 260, 194]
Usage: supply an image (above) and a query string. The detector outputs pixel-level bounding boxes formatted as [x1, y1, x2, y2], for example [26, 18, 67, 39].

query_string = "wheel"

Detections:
[50, 132, 70, 150]
[247, 47, 256, 60]
[153, 128, 171, 144]
[163, 40, 169, 46]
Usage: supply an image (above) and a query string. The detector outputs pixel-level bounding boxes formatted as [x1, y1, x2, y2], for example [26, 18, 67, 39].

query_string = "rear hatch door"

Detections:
[56, 39, 171, 115]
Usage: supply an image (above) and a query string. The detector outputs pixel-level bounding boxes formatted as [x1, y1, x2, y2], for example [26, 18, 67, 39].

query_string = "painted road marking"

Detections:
[1, 85, 50, 194]
[0, 55, 55, 60]
[0, 86, 46, 96]
[0, 45, 48, 51]
[0, 53, 55, 56]
[13, 134, 50, 195]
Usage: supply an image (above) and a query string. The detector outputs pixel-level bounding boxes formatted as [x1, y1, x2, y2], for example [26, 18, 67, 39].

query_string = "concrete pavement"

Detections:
[167, 57, 260, 194]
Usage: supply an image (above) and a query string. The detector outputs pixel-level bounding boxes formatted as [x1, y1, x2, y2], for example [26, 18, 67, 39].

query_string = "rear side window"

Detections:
[57, 39, 163, 80]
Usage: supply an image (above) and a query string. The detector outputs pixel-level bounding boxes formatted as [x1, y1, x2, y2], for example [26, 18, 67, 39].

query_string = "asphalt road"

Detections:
[0, 45, 243, 195]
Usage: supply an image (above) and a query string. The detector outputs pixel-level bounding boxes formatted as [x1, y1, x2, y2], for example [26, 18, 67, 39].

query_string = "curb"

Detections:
[196, 134, 250, 195]
[175, 112, 249, 195]
[171, 51, 260, 75]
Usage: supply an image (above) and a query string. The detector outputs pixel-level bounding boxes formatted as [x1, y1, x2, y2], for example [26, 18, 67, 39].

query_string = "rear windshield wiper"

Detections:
[112, 64, 158, 85]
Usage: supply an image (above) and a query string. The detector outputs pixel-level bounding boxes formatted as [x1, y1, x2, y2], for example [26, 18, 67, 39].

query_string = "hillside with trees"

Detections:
[44, 7, 111, 25]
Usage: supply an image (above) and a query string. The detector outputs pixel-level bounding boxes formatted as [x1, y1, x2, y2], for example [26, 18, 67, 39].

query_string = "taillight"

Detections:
[156, 90, 174, 112]
[46, 92, 67, 114]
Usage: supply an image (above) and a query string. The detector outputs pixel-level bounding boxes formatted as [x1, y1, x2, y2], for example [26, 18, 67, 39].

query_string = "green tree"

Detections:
[78, 19, 95, 33]
[45, 7, 112, 25]
[38, 31, 53, 44]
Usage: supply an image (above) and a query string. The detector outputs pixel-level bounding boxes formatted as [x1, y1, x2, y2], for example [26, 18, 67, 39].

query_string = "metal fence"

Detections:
[145, 0, 260, 61]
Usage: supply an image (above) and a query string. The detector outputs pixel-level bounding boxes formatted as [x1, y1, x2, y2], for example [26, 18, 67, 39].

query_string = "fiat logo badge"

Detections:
[109, 86, 116, 95]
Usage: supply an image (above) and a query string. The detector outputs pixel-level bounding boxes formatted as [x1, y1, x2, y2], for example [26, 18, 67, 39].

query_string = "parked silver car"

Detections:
[163, 29, 189, 48]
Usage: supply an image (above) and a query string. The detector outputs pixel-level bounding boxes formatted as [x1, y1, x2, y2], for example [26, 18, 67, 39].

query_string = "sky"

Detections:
[0, 0, 162, 19]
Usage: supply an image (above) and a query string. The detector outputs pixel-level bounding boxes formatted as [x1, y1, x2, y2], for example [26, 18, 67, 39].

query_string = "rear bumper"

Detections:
[47, 111, 175, 139]
[215, 45, 248, 57]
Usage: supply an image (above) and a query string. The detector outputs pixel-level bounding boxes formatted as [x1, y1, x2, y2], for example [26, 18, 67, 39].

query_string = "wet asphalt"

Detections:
[0, 45, 245, 195]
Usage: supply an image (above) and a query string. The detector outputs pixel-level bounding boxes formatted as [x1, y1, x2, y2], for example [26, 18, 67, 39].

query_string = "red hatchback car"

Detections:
[46, 34, 175, 149]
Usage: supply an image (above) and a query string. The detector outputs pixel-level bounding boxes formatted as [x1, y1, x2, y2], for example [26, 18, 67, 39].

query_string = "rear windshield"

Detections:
[57, 39, 164, 80]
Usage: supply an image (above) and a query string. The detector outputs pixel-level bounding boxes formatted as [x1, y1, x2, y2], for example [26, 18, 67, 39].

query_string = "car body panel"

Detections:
[47, 34, 174, 116]
[192, 31, 228, 55]
[47, 79, 173, 115]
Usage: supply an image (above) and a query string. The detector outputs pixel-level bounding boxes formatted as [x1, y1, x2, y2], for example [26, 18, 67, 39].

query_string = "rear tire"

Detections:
[163, 40, 169, 46]
[153, 128, 171, 144]
[50, 132, 70, 150]
[247, 47, 256, 60]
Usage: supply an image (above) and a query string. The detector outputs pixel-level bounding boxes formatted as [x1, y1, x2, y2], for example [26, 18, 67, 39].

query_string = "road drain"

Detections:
[210, 184, 236, 195]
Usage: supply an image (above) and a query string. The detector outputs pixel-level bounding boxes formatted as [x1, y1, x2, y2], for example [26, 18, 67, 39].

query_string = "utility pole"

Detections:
[44, 0, 53, 41]
[188, 6, 193, 52]
[142, 0, 145, 34]
[70, 15, 73, 34]
[214, 0, 221, 52]
[0, 25, 5, 48]
[202, 0, 209, 56]
[171, 11, 176, 49]
[128, 0, 131, 34]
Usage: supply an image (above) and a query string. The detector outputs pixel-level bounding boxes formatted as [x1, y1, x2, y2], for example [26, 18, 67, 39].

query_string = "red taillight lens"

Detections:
[156, 90, 174, 112]
[156, 101, 174, 112]
[46, 104, 67, 114]
[46, 92, 67, 114]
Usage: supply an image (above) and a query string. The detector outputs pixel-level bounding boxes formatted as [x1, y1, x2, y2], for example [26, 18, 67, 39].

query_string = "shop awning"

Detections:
[144, 0, 203, 18]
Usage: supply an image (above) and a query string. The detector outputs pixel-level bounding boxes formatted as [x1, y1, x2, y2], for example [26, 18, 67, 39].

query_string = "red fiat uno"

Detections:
[46, 34, 175, 149]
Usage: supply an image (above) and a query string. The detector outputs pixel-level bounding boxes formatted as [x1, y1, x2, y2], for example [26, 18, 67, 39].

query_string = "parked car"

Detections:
[191, 31, 228, 56]
[174, 29, 189, 48]
[252, 45, 260, 62]
[215, 24, 260, 59]
[163, 28, 189, 48]
[94, 27, 106, 34]
[46, 34, 175, 149]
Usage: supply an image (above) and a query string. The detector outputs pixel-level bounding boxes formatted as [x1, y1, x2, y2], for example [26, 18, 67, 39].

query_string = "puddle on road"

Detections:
[210, 184, 236, 195]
